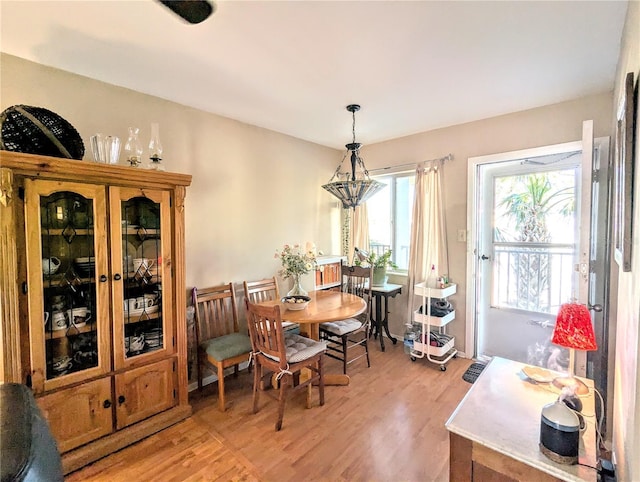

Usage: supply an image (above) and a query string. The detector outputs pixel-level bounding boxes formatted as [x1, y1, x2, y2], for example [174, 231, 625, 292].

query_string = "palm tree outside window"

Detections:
[493, 170, 576, 314]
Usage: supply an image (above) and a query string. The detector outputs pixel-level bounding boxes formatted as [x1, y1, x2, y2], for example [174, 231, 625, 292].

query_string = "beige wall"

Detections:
[1, 53, 615, 339]
[0, 53, 343, 299]
[364, 93, 613, 348]
[610, 1, 640, 480]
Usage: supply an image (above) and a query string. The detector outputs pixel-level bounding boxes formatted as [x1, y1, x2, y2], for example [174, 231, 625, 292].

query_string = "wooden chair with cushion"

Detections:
[192, 283, 252, 412]
[245, 300, 326, 431]
[319, 264, 372, 374]
[243, 277, 300, 334]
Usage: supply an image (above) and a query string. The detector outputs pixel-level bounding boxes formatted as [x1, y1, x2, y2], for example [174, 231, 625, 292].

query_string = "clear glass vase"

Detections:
[287, 273, 308, 296]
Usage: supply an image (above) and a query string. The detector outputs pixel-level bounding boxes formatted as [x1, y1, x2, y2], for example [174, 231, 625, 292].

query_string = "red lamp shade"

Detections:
[551, 303, 597, 351]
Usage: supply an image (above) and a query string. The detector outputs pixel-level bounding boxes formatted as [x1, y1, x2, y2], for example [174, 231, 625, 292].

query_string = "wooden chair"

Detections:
[245, 300, 326, 431]
[243, 277, 299, 334]
[319, 264, 372, 374]
[192, 283, 252, 412]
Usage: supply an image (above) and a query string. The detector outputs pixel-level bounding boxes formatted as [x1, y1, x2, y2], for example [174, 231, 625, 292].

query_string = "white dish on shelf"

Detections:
[74, 257, 95, 264]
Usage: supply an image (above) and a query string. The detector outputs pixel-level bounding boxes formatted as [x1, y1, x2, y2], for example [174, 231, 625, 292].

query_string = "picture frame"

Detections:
[613, 71, 637, 272]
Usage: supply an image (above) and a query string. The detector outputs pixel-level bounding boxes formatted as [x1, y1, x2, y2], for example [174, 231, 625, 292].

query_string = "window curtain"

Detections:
[347, 203, 370, 264]
[406, 162, 450, 320]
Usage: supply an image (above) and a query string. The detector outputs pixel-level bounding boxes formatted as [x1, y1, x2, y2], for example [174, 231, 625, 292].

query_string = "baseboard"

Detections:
[188, 360, 251, 392]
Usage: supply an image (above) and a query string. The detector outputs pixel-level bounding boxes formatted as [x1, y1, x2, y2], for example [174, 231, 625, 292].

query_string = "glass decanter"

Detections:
[147, 123, 165, 171]
[124, 127, 143, 167]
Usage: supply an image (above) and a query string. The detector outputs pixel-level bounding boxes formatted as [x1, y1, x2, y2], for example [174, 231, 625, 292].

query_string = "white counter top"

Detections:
[445, 357, 597, 482]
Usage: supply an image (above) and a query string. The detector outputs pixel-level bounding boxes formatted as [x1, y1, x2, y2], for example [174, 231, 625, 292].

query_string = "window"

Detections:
[492, 168, 577, 314]
[366, 172, 415, 271]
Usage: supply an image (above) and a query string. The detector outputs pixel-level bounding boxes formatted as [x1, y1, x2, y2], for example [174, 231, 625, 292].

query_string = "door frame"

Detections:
[465, 140, 584, 360]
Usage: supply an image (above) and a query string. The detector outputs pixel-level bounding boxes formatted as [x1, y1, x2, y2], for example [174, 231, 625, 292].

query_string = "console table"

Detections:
[446, 357, 597, 482]
[369, 283, 402, 351]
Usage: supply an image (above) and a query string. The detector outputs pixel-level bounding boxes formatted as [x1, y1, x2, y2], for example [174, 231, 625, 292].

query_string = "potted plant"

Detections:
[355, 249, 398, 286]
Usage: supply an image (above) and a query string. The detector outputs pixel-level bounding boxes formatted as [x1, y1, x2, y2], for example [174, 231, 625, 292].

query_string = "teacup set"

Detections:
[44, 306, 91, 330]
[124, 293, 158, 312]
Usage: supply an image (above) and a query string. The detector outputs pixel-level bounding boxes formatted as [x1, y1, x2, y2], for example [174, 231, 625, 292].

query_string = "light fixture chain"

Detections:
[352, 110, 357, 144]
[357, 156, 371, 177]
[328, 151, 349, 182]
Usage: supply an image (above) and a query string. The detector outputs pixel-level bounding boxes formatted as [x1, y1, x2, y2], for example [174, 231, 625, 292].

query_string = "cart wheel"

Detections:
[440, 365, 447, 371]
[410, 356, 417, 362]
[453, 353, 457, 359]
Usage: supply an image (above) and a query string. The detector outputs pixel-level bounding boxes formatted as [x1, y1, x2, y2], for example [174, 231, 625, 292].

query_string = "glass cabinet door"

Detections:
[110, 187, 173, 369]
[25, 180, 110, 393]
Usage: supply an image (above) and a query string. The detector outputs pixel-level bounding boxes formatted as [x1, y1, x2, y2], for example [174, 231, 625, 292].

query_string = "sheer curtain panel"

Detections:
[406, 162, 450, 320]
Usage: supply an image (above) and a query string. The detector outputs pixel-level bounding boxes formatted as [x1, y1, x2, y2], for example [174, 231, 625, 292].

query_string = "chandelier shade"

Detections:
[322, 104, 385, 209]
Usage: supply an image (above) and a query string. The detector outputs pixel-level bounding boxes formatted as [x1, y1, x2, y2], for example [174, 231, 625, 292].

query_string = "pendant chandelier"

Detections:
[322, 104, 385, 209]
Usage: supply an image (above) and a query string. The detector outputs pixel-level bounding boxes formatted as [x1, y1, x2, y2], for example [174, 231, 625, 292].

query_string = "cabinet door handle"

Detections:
[100, 275, 108, 282]
[103, 399, 112, 408]
[118, 395, 126, 405]
[114, 273, 122, 281]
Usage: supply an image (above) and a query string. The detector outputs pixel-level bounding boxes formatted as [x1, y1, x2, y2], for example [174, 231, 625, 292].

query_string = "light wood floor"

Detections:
[66, 341, 473, 482]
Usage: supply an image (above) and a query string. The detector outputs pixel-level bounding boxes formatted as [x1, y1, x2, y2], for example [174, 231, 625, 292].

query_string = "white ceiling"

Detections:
[0, 0, 628, 149]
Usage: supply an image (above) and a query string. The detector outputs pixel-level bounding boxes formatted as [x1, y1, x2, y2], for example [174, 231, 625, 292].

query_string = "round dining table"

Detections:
[257, 289, 366, 386]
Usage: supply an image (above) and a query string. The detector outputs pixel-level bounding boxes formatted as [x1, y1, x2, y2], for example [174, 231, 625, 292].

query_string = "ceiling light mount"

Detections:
[322, 104, 385, 209]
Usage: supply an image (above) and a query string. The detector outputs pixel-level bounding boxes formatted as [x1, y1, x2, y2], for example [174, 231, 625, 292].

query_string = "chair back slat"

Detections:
[245, 301, 287, 369]
[243, 277, 280, 304]
[340, 264, 373, 321]
[192, 283, 240, 343]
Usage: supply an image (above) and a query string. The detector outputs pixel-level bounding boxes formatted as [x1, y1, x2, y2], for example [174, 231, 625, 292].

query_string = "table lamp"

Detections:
[550, 302, 597, 395]
[354, 247, 369, 263]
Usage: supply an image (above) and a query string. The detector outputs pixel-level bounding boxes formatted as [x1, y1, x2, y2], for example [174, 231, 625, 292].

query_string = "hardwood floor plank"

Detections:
[67, 343, 472, 481]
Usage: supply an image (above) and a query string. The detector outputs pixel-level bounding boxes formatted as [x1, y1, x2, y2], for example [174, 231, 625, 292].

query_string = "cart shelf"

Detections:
[410, 282, 457, 371]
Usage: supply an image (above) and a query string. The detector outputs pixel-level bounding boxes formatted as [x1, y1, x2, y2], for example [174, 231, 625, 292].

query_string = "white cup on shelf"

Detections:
[48, 311, 67, 330]
[66, 307, 91, 328]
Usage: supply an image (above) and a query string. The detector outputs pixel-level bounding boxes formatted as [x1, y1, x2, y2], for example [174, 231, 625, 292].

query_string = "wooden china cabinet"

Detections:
[0, 151, 192, 474]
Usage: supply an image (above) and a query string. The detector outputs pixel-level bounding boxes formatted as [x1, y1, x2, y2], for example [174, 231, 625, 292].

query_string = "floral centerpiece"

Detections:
[275, 243, 322, 296]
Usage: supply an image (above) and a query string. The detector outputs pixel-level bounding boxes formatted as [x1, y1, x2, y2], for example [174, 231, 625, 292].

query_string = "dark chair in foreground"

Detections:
[245, 300, 326, 431]
[319, 264, 372, 374]
[192, 283, 252, 412]
[0, 383, 64, 482]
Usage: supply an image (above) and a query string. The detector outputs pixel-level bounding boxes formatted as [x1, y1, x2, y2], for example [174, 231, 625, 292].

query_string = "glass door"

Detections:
[110, 187, 173, 369]
[25, 180, 110, 393]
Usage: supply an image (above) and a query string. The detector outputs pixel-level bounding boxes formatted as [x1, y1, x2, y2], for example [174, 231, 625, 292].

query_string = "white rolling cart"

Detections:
[410, 281, 457, 370]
